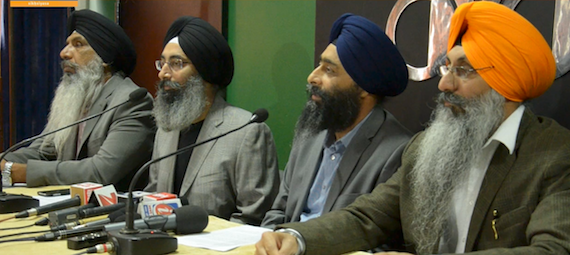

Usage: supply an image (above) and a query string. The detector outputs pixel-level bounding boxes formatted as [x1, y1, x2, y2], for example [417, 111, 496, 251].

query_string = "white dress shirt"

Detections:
[439, 105, 525, 253]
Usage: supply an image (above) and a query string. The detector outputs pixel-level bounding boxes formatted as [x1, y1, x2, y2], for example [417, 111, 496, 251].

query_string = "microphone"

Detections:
[110, 205, 207, 234]
[48, 203, 97, 226]
[51, 215, 108, 231]
[250, 108, 269, 123]
[108, 205, 208, 255]
[15, 196, 81, 218]
[70, 208, 141, 230]
[0, 88, 148, 214]
[49, 203, 126, 230]
[79, 202, 125, 219]
[71, 218, 111, 230]
[36, 205, 208, 241]
[112, 108, 268, 255]
[0, 88, 147, 213]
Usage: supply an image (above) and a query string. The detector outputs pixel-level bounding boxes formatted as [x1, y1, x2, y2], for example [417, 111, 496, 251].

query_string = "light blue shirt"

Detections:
[300, 111, 372, 222]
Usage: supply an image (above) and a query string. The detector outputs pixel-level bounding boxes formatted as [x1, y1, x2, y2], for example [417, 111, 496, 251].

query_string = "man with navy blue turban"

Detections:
[145, 16, 280, 226]
[261, 14, 412, 232]
[2, 9, 154, 191]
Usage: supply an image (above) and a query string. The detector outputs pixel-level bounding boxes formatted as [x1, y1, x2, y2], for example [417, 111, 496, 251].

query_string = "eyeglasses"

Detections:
[155, 59, 189, 72]
[438, 64, 494, 79]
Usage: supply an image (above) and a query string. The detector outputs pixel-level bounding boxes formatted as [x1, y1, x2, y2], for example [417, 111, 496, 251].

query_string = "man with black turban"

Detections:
[144, 16, 280, 226]
[1, 10, 154, 191]
[261, 13, 411, 229]
[256, 2, 570, 255]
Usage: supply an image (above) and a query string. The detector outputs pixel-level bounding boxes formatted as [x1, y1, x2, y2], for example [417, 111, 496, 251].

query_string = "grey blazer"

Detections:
[283, 109, 570, 255]
[261, 105, 412, 228]
[4, 75, 155, 191]
[145, 95, 280, 226]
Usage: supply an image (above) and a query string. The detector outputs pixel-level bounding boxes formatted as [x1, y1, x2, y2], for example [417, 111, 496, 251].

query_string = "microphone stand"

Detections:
[0, 88, 148, 214]
[108, 109, 268, 255]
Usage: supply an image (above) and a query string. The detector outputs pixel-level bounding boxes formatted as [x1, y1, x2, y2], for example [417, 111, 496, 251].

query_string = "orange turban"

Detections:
[447, 2, 556, 102]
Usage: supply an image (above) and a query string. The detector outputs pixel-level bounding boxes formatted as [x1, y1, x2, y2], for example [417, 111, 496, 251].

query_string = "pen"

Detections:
[492, 209, 499, 240]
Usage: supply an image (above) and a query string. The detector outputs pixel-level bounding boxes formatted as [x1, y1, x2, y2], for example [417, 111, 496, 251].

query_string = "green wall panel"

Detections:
[227, 0, 316, 170]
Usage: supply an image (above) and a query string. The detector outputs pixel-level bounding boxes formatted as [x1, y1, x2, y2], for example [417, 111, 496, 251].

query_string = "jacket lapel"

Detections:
[59, 131, 78, 160]
[179, 95, 225, 197]
[464, 110, 532, 251]
[292, 132, 327, 220]
[323, 106, 386, 212]
[464, 144, 514, 251]
[155, 129, 181, 193]
[76, 76, 118, 157]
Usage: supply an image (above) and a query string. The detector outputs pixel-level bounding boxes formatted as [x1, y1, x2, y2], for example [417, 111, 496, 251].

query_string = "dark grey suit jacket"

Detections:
[262, 105, 412, 228]
[4, 75, 155, 191]
[283, 109, 570, 255]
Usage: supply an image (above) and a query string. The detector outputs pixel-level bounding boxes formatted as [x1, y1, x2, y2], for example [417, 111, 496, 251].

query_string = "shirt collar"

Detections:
[483, 105, 525, 154]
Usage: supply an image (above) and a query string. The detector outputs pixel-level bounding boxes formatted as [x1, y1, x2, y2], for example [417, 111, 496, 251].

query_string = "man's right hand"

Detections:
[255, 232, 299, 255]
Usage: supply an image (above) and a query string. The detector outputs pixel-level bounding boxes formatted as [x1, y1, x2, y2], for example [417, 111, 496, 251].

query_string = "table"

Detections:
[0, 186, 368, 255]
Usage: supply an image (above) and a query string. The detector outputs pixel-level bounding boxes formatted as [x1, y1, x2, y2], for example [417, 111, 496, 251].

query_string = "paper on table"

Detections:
[32, 195, 71, 206]
[177, 225, 271, 251]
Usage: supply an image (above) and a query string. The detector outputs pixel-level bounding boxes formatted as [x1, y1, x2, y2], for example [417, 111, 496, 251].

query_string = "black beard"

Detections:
[294, 84, 362, 141]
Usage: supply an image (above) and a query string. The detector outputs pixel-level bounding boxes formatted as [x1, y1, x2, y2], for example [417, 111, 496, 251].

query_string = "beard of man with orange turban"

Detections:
[410, 89, 506, 253]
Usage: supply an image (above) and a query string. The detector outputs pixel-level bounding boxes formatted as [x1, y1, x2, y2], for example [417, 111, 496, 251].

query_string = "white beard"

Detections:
[152, 75, 208, 132]
[40, 56, 106, 156]
[410, 89, 505, 254]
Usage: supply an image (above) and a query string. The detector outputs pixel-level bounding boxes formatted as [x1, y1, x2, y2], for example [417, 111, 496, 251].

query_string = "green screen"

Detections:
[227, 0, 316, 170]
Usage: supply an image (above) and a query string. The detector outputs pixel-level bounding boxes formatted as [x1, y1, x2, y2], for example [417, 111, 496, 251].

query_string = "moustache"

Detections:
[158, 80, 183, 90]
[437, 92, 469, 107]
[306, 84, 327, 99]
[61, 60, 79, 70]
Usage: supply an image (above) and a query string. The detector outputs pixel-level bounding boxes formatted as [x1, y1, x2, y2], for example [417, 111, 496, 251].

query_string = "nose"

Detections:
[437, 72, 457, 92]
[158, 65, 171, 80]
[60, 44, 71, 60]
[307, 67, 321, 86]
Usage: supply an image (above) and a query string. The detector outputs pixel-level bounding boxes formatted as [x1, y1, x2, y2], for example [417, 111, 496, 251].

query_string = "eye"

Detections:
[325, 66, 334, 74]
[455, 66, 468, 78]
[174, 59, 184, 69]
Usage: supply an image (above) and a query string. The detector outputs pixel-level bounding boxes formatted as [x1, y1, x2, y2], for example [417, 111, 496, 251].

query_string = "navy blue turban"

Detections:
[68, 9, 137, 76]
[163, 16, 234, 88]
[330, 13, 408, 96]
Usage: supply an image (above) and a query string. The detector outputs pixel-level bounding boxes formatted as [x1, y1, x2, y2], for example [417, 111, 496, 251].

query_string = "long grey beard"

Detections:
[153, 75, 208, 132]
[410, 89, 505, 254]
[41, 56, 106, 156]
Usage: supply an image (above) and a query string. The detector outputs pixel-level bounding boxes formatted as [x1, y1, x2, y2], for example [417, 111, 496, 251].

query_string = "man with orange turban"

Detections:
[255, 2, 570, 255]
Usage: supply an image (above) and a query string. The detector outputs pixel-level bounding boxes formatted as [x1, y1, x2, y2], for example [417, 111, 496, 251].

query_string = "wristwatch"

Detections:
[275, 228, 306, 255]
[2, 161, 14, 186]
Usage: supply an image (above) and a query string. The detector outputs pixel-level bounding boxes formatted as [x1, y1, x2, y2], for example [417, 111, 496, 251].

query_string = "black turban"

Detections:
[163, 16, 234, 88]
[67, 9, 137, 76]
[329, 13, 408, 96]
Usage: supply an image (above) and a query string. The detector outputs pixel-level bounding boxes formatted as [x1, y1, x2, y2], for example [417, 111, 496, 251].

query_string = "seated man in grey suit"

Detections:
[1, 10, 154, 191]
[256, 2, 570, 255]
[145, 16, 280, 226]
[260, 13, 412, 228]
